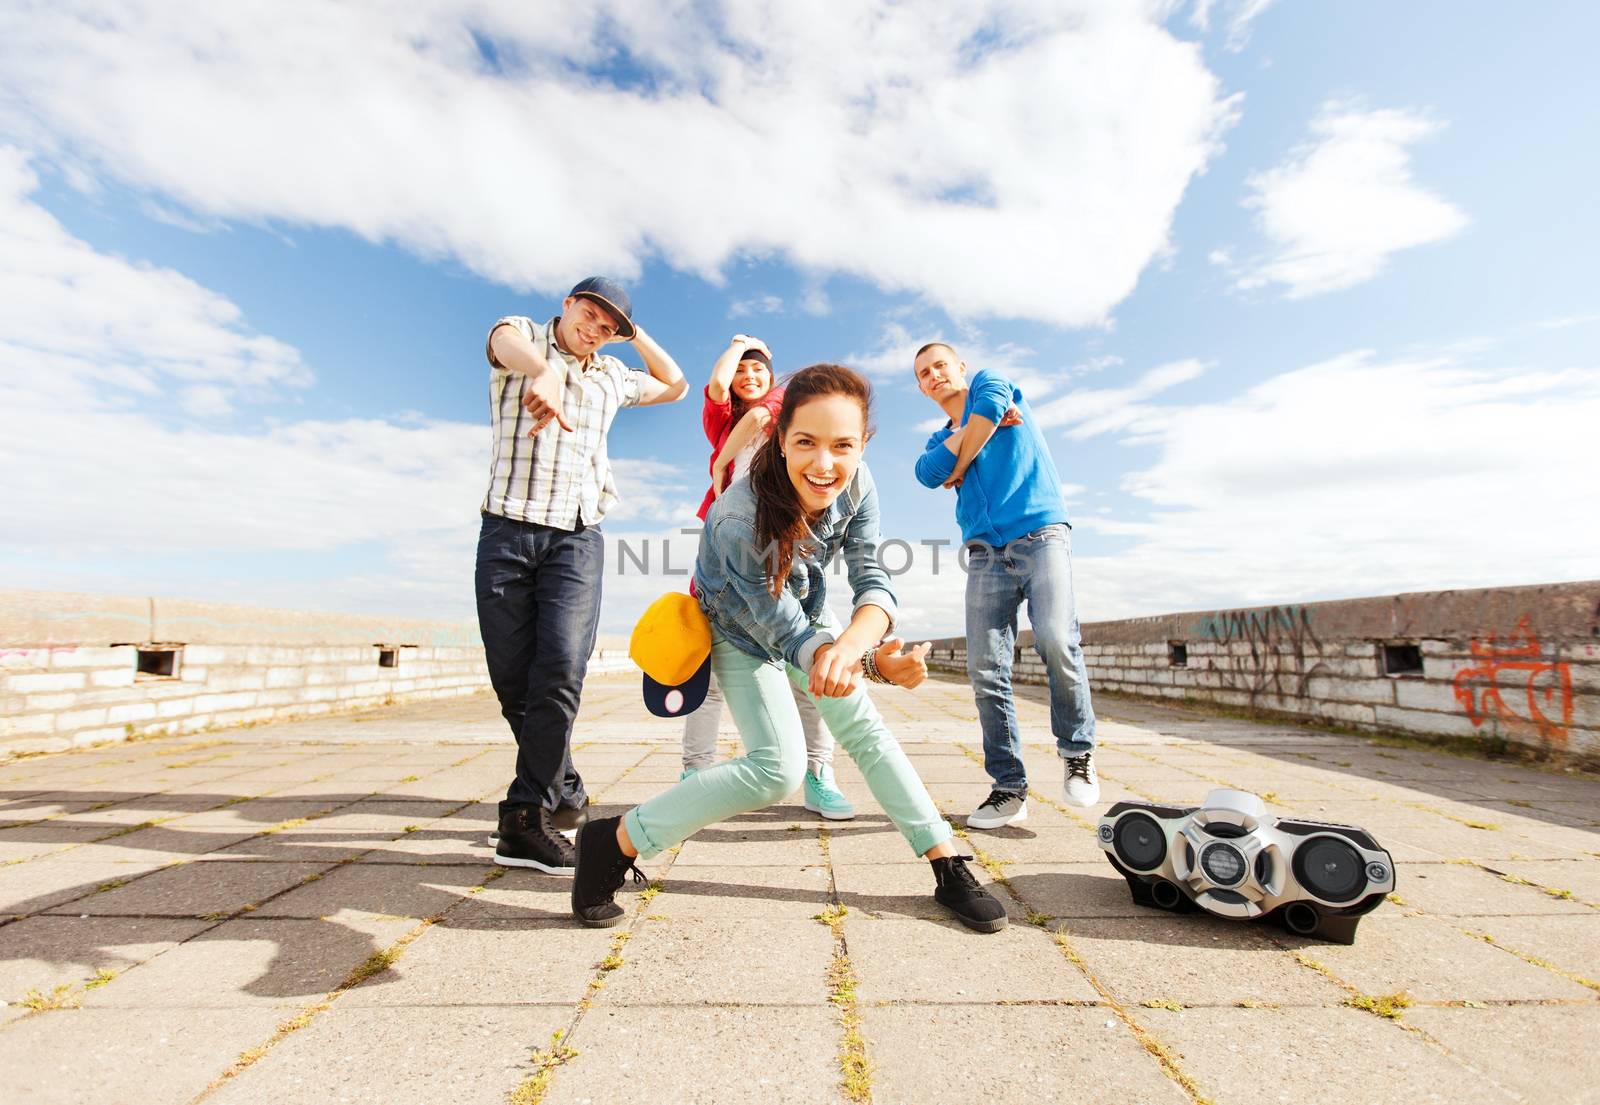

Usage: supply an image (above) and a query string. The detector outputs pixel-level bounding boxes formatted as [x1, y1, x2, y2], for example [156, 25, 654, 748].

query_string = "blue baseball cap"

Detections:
[568, 276, 636, 340]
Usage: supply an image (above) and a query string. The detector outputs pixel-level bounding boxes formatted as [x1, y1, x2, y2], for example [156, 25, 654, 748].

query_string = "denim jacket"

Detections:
[694, 462, 898, 670]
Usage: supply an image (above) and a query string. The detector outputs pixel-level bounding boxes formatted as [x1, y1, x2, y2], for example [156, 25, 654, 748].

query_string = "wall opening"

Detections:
[377, 647, 400, 669]
[1381, 643, 1424, 677]
[136, 647, 181, 679]
[1168, 641, 1188, 668]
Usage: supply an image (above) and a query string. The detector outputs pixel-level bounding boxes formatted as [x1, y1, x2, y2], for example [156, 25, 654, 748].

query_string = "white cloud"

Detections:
[1231, 102, 1468, 298]
[0, 146, 700, 627]
[1067, 349, 1600, 621]
[1031, 358, 1207, 438]
[847, 323, 1064, 408]
[1189, 0, 1277, 51]
[0, 0, 1236, 327]
[728, 294, 785, 318]
[1536, 311, 1600, 330]
[0, 147, 309, 417]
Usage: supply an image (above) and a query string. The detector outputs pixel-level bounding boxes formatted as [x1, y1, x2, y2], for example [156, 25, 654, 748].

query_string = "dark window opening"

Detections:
[1382, 643, 1424, 676]
[1168, 641, 1188, 668]
[136, 648, 180, 678]
[378, 647, 400, 669]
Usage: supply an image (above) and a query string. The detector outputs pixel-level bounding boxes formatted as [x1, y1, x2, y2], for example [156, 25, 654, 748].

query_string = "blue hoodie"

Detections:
[914, 369, 1070, 547]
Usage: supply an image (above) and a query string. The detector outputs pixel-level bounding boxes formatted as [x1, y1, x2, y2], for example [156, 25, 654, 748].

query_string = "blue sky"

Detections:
[1, 1, 1596, 637]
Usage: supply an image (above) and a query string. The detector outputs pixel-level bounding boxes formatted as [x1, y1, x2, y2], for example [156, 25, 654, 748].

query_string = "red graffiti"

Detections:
[1452, 617, 1574, 744]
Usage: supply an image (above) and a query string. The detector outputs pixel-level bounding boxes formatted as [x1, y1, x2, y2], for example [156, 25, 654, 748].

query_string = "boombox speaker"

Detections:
[1096, 788, 1395, 944]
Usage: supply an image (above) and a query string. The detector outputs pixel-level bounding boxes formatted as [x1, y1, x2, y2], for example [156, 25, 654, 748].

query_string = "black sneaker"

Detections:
[494, 807, 575, 873]
[571, 815, 645, 928]
[487, 799, 588, 848]
[931, 854, 1008, 933]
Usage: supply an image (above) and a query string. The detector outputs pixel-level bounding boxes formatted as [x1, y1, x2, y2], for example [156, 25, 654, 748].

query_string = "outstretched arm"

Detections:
[493, 323, 572, 433]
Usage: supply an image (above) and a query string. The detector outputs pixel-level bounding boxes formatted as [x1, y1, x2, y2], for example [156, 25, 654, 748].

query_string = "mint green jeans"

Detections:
[625, 629, 953, 860]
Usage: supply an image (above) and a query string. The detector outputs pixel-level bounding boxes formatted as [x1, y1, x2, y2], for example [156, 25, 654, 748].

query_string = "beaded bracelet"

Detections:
[861, 647, 892, 685]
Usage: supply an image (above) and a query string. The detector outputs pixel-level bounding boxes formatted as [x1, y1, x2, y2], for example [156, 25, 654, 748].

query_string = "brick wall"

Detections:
[0, 590, 630, 753]
[925, 581, 1600, 762]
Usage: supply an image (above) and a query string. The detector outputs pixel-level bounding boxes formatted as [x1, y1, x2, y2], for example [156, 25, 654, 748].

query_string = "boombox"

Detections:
[1096, 788, 1395, 944]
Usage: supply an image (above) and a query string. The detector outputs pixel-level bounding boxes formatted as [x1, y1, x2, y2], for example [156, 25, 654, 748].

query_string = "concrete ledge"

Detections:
[927, 579, 1600, 762]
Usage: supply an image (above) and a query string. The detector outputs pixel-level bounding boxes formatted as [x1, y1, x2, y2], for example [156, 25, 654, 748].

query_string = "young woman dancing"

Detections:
[572, 364, 1007, 933]
[681, 335, 855, 820]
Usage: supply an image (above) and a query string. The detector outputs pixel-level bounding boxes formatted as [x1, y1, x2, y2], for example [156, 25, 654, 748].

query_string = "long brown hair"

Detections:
[748, 363, 874, 597]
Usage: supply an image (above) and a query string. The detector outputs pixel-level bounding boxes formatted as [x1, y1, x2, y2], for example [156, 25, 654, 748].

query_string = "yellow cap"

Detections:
[629, 592, 712, 686]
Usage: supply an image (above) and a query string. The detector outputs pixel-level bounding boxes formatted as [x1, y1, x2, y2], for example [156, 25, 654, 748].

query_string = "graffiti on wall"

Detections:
[1190, 605, 1330, 702]
[1452, 616, 1574, 744]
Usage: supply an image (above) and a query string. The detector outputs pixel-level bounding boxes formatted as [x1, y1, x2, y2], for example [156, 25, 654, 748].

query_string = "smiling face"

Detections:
[556, 295, 622, 358]
[731, 357, 774, 401]
[782, 394, 866, 513]
[913, 343, 966, 404]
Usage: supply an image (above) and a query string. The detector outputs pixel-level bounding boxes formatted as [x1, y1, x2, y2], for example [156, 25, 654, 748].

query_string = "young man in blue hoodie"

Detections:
[913, 342, 1099, 828]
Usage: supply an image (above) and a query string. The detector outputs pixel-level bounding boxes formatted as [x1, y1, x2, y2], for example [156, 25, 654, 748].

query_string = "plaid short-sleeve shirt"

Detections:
[481, 315, 645, 529]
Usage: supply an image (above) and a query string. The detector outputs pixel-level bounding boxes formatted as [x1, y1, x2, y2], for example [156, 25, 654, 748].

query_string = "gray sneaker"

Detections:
[966, 788, 1028, 830]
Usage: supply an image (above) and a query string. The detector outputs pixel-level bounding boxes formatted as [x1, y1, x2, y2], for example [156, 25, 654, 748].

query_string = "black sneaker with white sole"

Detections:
[931, 854, 1008, 933]
[570, 815, 645, 928]
[487, 800, 588, 848]
[493, 806, 575, 872]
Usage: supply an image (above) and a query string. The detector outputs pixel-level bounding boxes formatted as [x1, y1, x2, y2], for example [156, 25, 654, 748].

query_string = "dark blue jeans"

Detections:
[474, 513, 605, 818]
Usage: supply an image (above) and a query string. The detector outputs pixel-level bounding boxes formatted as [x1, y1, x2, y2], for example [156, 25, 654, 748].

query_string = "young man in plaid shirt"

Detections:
[478, 276, 687, 871]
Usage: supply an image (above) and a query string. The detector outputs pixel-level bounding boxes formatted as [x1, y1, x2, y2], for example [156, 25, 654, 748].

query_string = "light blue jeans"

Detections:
[682, 671, 834, 774]
[965, 523, 1096, 792]
[626, 627, 952, 860]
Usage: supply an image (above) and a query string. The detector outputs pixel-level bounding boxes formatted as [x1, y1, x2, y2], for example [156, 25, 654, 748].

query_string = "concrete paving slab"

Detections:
[447, 871, 581, 924]
[1138, 1005, 1519, 1105]
[1458, 913, 1600, 983]
[249, 861, 486, 919]
[849, 916, 1097, 1004]
[211, 831, 383, 863]
[863, 1005, 1189, 1105]
[81, 915, 414, 1008]
[830, 860, 1025, 923]
[820, 821, 931, 864]
[0, 822, 114, 855]
[1396, 859, 1593, 916]
[1305, 912, 1596, 1001]
[0, 915, 210, 1004]
[2, 1007, 284, 1105]
[0, 857, 171, 918]
[672, 824, 827, 867]
[4, 682, 1598, 1102]
[172, 799, 367, 828]
[1384, 820, 1592, 861]
[1059, 915, 1346, 1006]
[206, 1004, 569, 1105]
[355, 826, 496, 863]
[959, 824, 1109, 864]
[46, 859, 331, 918]
[595, 918, 835, 1006]
[1489, 857, 1600, 902]
[1406, 1004, 1600, 1105]
[649, 863, 833, 921]
[544, 1006, 844, 1105]
[1003, 863, 1156, 918]
[340, 919, 611, 1007]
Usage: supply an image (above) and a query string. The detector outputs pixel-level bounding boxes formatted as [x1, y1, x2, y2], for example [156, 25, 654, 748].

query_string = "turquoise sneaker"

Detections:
[803, 766, 855, 821]
[679, 767, 700, 782]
